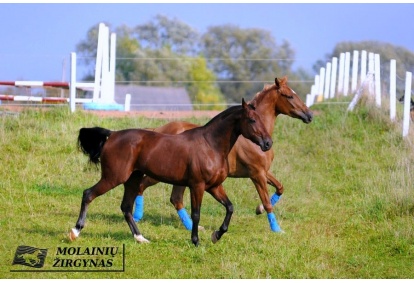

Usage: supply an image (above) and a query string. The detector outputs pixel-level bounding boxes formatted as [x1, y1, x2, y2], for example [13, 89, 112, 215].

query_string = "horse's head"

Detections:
[253, 76, 313, 124]
[240, 98, 273, 152]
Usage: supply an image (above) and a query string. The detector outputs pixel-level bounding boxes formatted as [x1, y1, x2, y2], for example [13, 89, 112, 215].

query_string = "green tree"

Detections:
[187, 56, 226, 110]
[200, 24, 295, 103]
[133, 14, 200, 56]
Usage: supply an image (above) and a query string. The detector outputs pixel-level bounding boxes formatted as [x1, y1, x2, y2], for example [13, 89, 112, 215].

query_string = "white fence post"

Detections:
[343, 52, 351, 96]
[330, 57, 338, 99]
[314, 75, 320, 102]
[93, 23, 105, 102]
[402, 72, 412, 137]
[125, 94, 131, 112]
[337, 53, 345, 95]
[374, 54, 381, 107]
[351, 50, 359, 93]
[324, 63, 331, 99]
[360, 50, 367, 83]
[70, 52, 77, 113]
[318, 67, 325, 102]
[368, 53, 375, 96]
[390, 59, 396, 121]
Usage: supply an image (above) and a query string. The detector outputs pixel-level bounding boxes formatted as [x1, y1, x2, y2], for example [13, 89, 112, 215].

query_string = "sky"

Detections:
[0, 2, 413, 83]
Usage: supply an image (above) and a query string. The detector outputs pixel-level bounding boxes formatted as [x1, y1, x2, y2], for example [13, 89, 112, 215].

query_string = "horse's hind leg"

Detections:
[69, 179, 116, 241]
[133, 176, 160, 222]
[255, 172, 284, 215]
[122, 171, 149, 243]
[170, 185, 194, 230]
[207, 184, 233, 244]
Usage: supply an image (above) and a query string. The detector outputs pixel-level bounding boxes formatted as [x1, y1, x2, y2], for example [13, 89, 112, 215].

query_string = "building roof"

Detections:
[114, 85, 193, 111]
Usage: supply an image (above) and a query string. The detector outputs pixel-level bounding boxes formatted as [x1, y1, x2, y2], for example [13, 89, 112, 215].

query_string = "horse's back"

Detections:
[155, 121, 199, 135]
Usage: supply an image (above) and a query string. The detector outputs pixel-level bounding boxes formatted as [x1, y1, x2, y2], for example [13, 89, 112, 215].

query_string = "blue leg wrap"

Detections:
[177, 208, 193, 230]
[133, 196, 144, 222]
[270, 193, 281, 206]
[267, 212, 282, 232]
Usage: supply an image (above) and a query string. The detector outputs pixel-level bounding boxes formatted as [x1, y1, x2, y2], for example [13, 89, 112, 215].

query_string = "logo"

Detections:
[12, 246, 48, 268]
[11, 244, 125, 272]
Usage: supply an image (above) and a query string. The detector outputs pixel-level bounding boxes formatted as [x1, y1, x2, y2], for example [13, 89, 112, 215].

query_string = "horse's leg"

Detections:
[133, 176, 160, 222]
[170, 185, 193, 230]
[69, 178, 117, 241]
[122, 171, 150, 243]
[251, 173, 283, 232]
[207, 184, 234, 244]
[189, 185, 205, 247]
[255, 172, 284, 215]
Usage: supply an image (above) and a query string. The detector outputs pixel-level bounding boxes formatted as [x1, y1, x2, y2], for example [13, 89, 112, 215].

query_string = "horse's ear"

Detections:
[249, 99, 257, 110]
[242, 98, 247, 108]
[275, 78, 280, 89]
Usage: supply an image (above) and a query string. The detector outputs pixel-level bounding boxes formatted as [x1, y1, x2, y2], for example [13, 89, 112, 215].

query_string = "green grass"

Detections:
[0, 102, 413, 279]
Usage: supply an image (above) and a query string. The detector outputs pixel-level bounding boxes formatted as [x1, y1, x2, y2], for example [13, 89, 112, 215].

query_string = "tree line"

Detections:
[76, 14, 414, 107]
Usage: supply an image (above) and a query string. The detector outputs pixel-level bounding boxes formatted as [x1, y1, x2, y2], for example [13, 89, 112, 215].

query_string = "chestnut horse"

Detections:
[133, 77, 313, 232]
[69, 99, 272, 246]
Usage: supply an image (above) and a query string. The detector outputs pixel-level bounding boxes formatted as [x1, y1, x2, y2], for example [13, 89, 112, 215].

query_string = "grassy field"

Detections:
[0, 100, 413, 279]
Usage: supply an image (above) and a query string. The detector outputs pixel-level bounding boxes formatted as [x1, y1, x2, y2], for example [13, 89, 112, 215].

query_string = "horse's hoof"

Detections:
[211, 231, 219, 244]
[69, 228, 79, 241]
[134, 234, 150, 243]
[256, 204, 265, 215]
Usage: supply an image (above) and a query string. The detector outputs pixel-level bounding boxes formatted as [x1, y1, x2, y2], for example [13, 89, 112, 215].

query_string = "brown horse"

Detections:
[133, 76, 313, 232]
[69, 99, 272, 246]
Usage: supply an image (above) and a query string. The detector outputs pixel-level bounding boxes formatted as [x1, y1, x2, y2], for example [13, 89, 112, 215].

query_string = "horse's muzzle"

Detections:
[260, 138, 273, 152]
[300, 110, 313, 124]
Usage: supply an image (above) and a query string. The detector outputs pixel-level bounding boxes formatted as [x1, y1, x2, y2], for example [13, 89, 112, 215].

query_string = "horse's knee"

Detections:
[120, 202, 133, 214]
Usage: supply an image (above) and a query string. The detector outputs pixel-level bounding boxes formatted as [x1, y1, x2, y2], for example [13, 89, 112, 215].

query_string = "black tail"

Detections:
[77, 127, 112, 164]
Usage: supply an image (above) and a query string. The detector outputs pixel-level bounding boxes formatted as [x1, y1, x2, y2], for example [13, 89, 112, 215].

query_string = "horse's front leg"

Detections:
[69, 179, 116, 241]
[255, 171, 284, 215]
[189, 185, 205, 247]
[251, 173, 283, 232]
[207, 184, 233, 244]
[123, 171, 149, 243]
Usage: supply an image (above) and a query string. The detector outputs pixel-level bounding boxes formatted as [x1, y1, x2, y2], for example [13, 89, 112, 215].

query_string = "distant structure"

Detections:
[114, 85, 193, 111]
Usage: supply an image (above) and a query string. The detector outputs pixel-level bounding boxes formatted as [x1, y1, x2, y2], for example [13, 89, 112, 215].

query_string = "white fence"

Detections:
[0, 23, 120, 112]
[307, 50, 413, 138]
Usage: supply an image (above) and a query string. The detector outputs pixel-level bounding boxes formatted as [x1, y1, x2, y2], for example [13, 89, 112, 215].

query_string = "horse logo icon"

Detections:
[12, 246, 48, 268]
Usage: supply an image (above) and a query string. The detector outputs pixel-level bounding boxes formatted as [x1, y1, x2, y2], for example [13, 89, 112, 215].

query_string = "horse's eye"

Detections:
[249, 118, 256, 123]
[285, 94, 293, 99]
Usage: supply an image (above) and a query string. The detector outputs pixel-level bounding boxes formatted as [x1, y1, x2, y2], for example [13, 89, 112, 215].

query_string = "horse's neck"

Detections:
[203, 115, 240, 156]
[256, 98, 278, 135]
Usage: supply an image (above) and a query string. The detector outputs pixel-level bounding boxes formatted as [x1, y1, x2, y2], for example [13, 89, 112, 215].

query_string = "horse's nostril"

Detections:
[265, 140, 272, 149]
